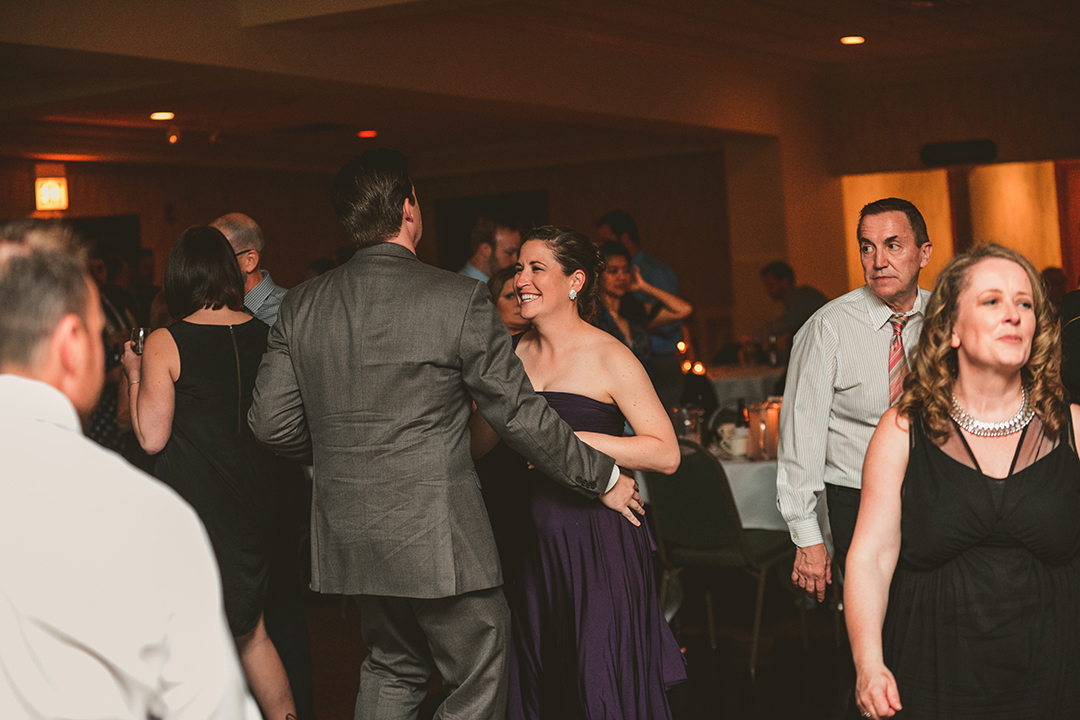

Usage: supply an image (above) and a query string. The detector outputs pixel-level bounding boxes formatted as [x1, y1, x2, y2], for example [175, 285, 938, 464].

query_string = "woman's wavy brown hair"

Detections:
[897, 243, 1063, 445]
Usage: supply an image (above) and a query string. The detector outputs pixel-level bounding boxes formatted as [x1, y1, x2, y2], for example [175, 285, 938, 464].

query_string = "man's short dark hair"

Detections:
[163, 226, 245, 320]
[0, 221, 91, 370]
[594, 210, 639, 246]
[331, 149, 415, 248]
[760, 261, 795, 283]
[858, 198, 930, 247]
[470, 216, 519, 254]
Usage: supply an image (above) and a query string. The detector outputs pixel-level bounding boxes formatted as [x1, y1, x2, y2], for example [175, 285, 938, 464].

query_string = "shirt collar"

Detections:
[862, 284, 926, 331]
[0, 374, 82, 433]
[245, 269, 275, 312]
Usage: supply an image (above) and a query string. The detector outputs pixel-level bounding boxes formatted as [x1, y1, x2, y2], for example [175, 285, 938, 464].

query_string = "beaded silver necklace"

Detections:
[948, 387, 1034, 437]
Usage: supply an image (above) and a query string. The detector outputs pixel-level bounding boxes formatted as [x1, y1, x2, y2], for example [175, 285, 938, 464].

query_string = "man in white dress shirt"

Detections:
[0, 222, 258, 720]
[776, 198, 933, 601]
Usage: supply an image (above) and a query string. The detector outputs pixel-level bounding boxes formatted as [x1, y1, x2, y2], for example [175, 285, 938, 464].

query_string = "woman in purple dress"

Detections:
[472, 226, 687, 719]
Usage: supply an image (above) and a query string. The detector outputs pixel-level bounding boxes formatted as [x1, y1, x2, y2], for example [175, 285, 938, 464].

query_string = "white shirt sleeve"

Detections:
[157, 507, 261, 720]
[775, 315, 839, 548]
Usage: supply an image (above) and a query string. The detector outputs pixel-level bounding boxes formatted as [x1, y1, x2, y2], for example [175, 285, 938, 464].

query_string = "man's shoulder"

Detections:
[804, 286, 866, 325]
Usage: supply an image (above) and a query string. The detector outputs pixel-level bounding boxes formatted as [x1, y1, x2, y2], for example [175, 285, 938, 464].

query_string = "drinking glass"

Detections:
[130, 327, 149, 355]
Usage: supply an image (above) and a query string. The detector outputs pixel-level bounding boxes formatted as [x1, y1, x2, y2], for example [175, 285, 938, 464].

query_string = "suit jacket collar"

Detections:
[353, 242, 419, 263]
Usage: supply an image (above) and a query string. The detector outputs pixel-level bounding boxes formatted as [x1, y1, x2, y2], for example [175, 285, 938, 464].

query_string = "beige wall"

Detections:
[828, 51, 1080, 175]
[969, 161, 1062, 271]
[0, 157, 343, 289]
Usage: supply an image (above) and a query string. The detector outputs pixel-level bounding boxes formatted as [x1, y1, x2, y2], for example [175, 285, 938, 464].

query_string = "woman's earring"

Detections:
[569, 289, 578, 300]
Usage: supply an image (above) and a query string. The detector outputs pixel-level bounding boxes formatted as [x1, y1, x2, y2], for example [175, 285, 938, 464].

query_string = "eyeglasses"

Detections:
[234, 249, 254, 257]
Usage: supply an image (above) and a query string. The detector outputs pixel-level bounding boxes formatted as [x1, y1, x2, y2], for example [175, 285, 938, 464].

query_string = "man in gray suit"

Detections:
[249, 149, 640, 720]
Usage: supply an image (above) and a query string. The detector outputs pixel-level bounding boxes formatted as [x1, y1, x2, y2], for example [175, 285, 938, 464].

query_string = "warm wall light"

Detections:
[841, 36, 865, 45]
[36, 178, 69, 211]
[357, 130, 378, 138]
[692, 362, 705, 376]
[151, 111, 175, 121]
[167, 126, 181, 144]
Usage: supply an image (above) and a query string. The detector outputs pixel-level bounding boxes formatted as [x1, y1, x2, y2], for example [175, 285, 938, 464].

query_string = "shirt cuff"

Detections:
[787, 517, 825, 548]
[604, 465, 621, 493]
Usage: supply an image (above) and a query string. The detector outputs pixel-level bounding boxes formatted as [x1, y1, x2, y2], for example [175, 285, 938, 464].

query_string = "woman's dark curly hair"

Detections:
[520, 225, 605, 323]
[897, 243, 1063, 444]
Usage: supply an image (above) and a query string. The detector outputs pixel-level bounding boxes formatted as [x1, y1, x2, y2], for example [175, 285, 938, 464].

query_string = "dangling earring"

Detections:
[569, 288, 578, 300]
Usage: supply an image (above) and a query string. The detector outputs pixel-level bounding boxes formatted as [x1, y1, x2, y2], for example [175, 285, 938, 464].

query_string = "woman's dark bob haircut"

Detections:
[164, 225, 245, 320]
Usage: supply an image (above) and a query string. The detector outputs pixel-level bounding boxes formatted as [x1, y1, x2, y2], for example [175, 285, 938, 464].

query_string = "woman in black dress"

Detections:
[122, 226, 295, 718]
[846, 244, 1080, 719]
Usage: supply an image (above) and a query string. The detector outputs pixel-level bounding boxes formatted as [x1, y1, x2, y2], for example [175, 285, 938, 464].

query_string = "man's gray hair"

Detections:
[210, 213, 266, 254]
[0, 221, 91, 370]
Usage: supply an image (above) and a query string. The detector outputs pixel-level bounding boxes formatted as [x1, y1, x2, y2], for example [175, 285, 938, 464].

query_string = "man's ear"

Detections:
[240, 250, 260, 274]
[52, 314, 85, 379]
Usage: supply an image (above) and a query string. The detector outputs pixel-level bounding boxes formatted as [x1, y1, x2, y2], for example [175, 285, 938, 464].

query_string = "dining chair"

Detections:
[644, 438, 801, 675]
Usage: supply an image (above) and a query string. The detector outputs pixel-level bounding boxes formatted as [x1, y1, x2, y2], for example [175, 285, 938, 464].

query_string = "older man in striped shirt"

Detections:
[776, 198, 933, 601]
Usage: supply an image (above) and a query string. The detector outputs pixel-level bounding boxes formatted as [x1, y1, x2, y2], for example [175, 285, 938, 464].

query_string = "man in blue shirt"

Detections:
[210, 213, 288, 326]
[595, 210, 684, 411]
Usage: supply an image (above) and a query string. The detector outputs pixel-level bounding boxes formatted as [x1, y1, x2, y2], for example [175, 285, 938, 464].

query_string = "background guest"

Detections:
[752, 260, 829, 343]
[459, 215, 522, 283]
[123, 226, 297, 719]
[210, 212, 287, 327]
[487, 265, 529, 335]
[846, 244, 1079, 718]
[595, 210, 685, 411]
[596, 240, 693, 373]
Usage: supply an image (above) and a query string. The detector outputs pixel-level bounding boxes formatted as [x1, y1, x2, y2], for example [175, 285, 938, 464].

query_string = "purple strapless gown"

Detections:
[506, 391, 687, 720]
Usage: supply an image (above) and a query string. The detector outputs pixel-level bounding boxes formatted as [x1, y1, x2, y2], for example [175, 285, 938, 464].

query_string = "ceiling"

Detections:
[1, 0, 1077, 174]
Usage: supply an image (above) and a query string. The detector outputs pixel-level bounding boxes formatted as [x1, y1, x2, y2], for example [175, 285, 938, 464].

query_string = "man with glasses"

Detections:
[210, 213, 287, 326]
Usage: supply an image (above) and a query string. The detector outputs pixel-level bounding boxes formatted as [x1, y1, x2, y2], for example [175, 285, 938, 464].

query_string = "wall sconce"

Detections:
[167, 126, 181, 145]
[35, 163, 68, 211]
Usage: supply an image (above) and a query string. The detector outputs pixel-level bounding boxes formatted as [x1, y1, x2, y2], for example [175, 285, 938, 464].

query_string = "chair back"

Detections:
[645, 439, 747, 552]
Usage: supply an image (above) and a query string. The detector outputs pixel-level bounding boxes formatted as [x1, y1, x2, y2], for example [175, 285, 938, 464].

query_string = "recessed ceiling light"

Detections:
[357, 130, 378, 138]
[841, 36, 865, 45]
[150, 111, 175, 121]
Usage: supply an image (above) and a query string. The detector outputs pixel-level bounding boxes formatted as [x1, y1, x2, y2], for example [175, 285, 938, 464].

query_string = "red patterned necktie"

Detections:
[889, 314, 910, 406]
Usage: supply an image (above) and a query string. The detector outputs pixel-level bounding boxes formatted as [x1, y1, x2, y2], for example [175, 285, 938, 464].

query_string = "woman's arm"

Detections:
[121, 327, 179, 455]
[846, 407, 908, 719]
[469, 405, 502, 459]
[575, 345, 680, 474]
[630, 268, 693, 328]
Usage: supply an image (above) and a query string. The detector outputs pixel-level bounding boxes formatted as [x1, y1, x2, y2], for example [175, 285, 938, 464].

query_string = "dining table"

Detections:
[719, 454, 831, 543]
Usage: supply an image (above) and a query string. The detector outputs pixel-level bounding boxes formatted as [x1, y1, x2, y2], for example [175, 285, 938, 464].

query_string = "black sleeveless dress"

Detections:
[154, 319, 286, 637]
[881, 408, 1080, 718]
[505, 391, 686, 720]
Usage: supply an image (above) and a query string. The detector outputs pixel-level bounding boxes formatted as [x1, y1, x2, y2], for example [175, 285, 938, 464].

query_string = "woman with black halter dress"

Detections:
[471, 226, 687, 719]
[846, 244, 1080, 720]
[122, 226, 296, 719]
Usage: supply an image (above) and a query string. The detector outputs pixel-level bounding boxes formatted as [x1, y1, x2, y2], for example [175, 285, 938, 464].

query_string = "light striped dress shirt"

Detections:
[776, 284, 930, 548]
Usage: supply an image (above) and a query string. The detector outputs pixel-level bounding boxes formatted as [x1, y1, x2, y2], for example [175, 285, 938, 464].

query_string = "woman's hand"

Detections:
[627, 266, 647, 294]
[121, 341, 142, 383]
[855, 663, 902, 719]
[599, 470, 644, 526]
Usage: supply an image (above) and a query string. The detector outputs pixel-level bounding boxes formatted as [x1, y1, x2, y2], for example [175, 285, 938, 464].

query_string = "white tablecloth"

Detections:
[719, 456, 832, 552]
[637, 452, 831, 550]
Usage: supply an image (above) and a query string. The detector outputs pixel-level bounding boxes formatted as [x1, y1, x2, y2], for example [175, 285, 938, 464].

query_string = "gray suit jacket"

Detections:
[249, 242, 616, 598]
